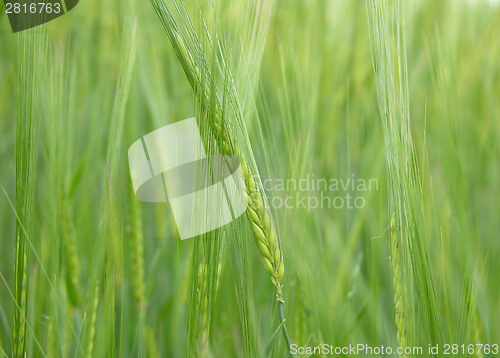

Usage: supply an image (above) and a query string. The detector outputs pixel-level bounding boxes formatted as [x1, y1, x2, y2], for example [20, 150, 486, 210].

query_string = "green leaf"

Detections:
[259, 319, 286, 358]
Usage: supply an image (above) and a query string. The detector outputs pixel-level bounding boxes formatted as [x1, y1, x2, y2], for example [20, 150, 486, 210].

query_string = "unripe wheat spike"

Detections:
[175, 33, 285, 298]
[391, 215, 407, 357]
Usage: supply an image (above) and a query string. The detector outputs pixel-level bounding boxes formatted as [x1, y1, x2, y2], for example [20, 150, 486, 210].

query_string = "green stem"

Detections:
[278, 299, 294, 357]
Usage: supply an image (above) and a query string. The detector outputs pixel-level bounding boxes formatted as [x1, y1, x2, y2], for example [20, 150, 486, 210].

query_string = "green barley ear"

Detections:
[151, 0, 292, 353]
[390, 215, 407, 356]
[84, 280, 100, 358]
[196, 259, 222, 357]
[241, 158, 285, 294]
[163, 24, 286, 298]
[368, 0, 443, 350]
[14, 26, 47, 358]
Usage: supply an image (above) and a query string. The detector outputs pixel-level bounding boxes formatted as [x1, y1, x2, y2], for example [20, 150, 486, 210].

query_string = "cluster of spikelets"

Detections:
[174, 33, 285, 298]
[197, 259, 222, 357]
[390, 215, 407, 357]
[240, 158, 285, 289]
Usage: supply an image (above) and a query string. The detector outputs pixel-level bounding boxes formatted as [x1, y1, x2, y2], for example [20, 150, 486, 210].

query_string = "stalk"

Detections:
[390, 215, 407, 357]
[14, 27, 46, 358]
[196, 259, 222, 357]
[61, 196, 82, 308]
[129, 184, 145, 306]
[278, 300, 292, 357]
[84, 280, 99, 357]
